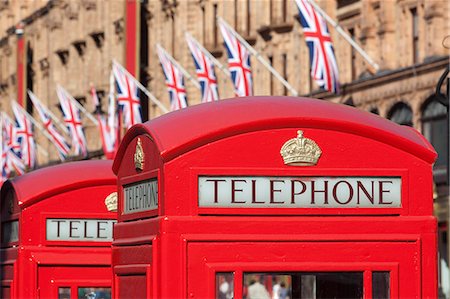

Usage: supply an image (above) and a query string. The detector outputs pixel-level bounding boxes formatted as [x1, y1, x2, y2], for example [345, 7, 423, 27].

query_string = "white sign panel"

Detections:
[2, 220, 18, 243]
[199, 176, 401, 208]
[123, 179, 158, 214]
[46, 218, 116, 241]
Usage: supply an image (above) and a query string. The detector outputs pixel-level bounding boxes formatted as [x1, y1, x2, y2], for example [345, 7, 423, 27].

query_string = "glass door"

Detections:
[38, 266, 111, 299]
[188, 241, 418, 298]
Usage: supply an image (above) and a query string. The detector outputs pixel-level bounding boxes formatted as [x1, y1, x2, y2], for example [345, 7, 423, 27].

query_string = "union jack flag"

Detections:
[157, 45, 189, 111]
[1, 116, 25, 180]
[4, 148, 25, 178]
[2, 114, 20, 155]
[0, 113, 25, 181]
[295, 0, 340, 93]
[91, 85, 118, 159]
[12, 103, 36, 169]
[112, 62, 142, 129]
[57, 86, 88, 157]
[219, 21, 253, 97]
[29, 91, 70, 161]
[186, 35, 219, 103]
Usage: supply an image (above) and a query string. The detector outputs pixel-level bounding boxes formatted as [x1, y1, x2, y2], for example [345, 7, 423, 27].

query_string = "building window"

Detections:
[282, 53, 288, 96]
[26, 42, 34, 114]
[337, 0, 359, 9]
[387, 102, 413, 126]
[269, 0, 273, 23]
[349, 28, 356, 80]
[422, 98, 447, 167]
[140, 0, 149, 122]
[269, 55, 274, 95]
[201, 3, 206, 42]
[282, 0, 287, 23]
[411, 7, 419, 64]
[246, 0, 251, 36]
[213, 3, 218, 48]
[234, 0, 238, 28]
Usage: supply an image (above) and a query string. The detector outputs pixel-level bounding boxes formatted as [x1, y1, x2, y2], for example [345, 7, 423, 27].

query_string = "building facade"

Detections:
[0, 0, 449, 295]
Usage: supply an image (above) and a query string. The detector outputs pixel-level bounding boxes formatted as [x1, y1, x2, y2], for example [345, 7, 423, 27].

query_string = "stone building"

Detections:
[0, 0, 449, 295]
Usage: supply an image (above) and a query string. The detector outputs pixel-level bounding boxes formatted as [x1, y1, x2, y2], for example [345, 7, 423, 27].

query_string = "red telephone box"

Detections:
[112, 96, 437, 298]
[0, 160, 117, 299]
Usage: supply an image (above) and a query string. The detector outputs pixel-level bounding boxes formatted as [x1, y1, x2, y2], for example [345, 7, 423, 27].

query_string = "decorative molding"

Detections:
[206, 45, 223, 58]
[0, 80, 8, 93]
[161, 0, 178, 18]
[424, 2, 444, 20]
[243, 34, 257, 46]
[89, 31, 105, 48]
[2, 43, 12, 56]
[257, 25, 272, 41]
[63, 2, 79, 20]
[113, 18, 124, 41]
[72, 40, 87, 56]
[39, 58, 50, 76]
[43, 16, 62, 30]
[306, 56, 449, 100]
[271, 22, 294, 34]
[81, 0, 97, 11]
[10, 74, 16, 85]
[55, 49, 69, 65]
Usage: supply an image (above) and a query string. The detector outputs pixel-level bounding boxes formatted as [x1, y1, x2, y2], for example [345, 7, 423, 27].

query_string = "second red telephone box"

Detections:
[112, 96, 437, 298]
[0, 160, 117, 299]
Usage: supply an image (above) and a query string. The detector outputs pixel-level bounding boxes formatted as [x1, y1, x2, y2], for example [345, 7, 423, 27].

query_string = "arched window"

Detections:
[422, 98, 447, 167]
[370, 107, 379, 115]
[387, 102, 413, 126]
[344, 97, 355, 107]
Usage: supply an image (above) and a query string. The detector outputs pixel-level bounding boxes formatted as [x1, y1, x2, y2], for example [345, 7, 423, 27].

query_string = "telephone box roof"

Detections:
[1, 160, 114, 208]
[113, 96, 436, 173]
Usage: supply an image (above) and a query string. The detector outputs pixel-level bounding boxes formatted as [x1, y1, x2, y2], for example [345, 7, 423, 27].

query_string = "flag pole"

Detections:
[305, 0, 380, 73]
[27, 90, 69, 134]
[217, 17, 299, 97]
[185, 32, 231, 77]
[156, 44, 201, 90]
[57, 85, 99, 126]
[112, 60, 169, 114]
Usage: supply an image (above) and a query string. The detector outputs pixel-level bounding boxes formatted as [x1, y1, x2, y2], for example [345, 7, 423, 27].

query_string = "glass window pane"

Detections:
[388, 102, 413, 126]
[78, 287, 111, 299]
[216, 272, 234, 299]
[423, 100, 446, 119]
[58, 287, 71, 299]
[243, 273, 272, 299]
[243, 272, 363, 299]
[372, 272, 390, 299]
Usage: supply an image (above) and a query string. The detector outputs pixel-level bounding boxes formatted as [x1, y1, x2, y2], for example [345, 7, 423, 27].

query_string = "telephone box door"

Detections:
[38, 266, 112, 299]
[187, 241, 420, 298]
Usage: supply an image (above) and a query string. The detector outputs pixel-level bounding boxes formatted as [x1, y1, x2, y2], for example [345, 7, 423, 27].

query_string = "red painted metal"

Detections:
[112, 96, 437, 298]
[124, 0, 139, 77]
[0, 160, 117, 299]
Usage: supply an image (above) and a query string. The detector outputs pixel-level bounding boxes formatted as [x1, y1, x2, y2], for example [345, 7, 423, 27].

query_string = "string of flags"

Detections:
[1, 0, 370, 183]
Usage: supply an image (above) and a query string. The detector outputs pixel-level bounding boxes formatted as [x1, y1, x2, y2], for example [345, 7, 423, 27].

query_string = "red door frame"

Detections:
[187, 241, 420, 298]
[39, 266, 111, 299]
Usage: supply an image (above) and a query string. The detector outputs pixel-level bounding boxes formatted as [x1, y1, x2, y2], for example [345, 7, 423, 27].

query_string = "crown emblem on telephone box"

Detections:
[280, 130, 322, 166]
[134, 138, 144, 171]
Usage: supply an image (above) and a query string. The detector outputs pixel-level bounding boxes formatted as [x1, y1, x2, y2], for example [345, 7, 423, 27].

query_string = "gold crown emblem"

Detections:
[104, 192, 117, 212]
[280, 130, 322, 166]
[134, 138, 144, 171]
